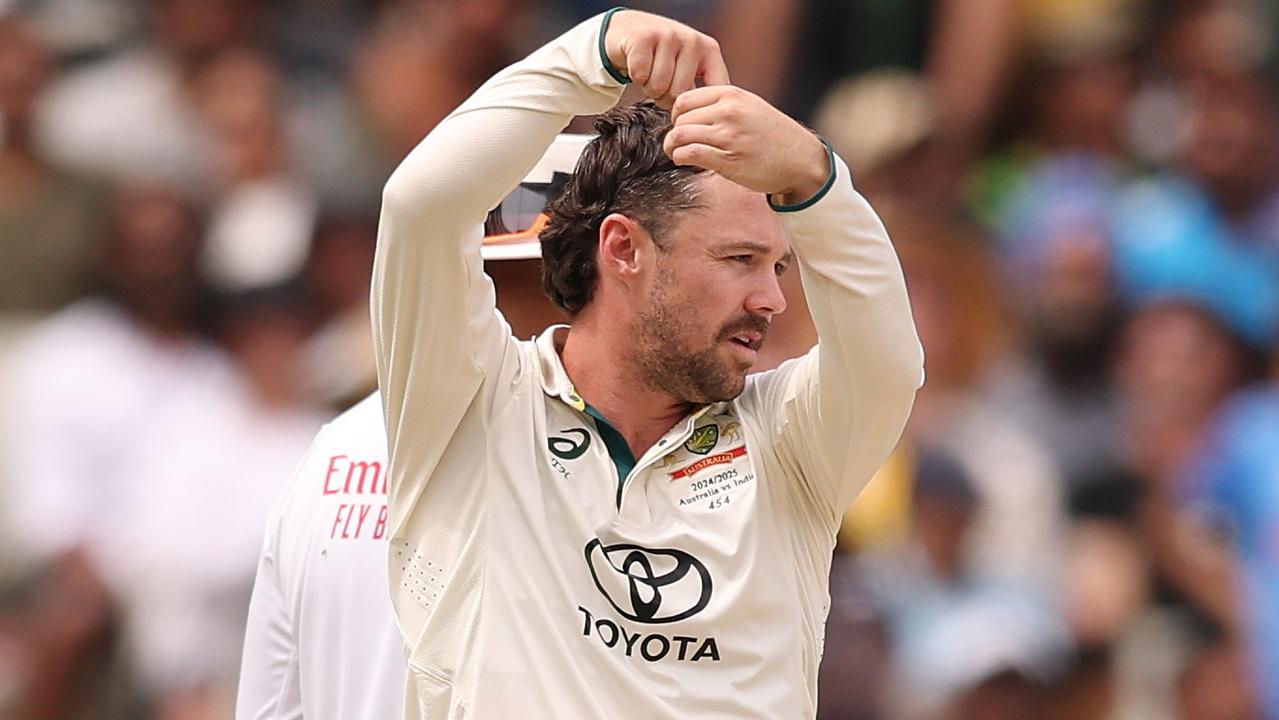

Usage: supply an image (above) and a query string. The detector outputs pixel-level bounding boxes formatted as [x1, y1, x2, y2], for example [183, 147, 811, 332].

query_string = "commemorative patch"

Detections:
[668, 445, 748, 480]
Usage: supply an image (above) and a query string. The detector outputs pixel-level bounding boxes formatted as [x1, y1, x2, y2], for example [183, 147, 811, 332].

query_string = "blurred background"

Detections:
[0, 0, 1276, 718]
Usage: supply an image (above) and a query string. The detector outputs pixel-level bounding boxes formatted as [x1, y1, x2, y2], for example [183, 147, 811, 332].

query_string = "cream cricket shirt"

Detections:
[372, 12, 925, 719]
[236, 394, 406, 720]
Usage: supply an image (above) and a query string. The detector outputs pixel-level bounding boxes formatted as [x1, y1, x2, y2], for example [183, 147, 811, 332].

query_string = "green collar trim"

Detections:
[585, 405, 637, 508]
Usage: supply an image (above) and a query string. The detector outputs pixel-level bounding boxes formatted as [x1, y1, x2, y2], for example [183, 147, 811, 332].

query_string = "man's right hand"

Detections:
[603, 10, 730, 108]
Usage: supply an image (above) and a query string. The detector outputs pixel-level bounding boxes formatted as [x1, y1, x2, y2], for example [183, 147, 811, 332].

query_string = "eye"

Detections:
[774, 261, 790, 276]
[728, 254, 753, 264]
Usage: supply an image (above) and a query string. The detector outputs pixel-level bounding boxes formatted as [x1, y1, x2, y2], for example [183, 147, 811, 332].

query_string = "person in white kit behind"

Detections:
[234, 393, 405, 720]
[374, 7, 924, 719]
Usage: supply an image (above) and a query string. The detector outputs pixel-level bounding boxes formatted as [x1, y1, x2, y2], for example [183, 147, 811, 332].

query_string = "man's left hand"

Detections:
[663, 85, 829, 205]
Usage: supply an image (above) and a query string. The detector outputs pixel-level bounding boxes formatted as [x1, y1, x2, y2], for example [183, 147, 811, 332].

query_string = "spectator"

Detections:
[35, 0, 264, 188]
[302, 214, 379, 408]
[873, 203, 1068, 591]
[0, 14, 108, 313]
[986, 155, 1127, 487]
[1181, 380, 1279, 718]
[194, 47, 317, 294]
[102, 287, 323, 718]
[858, 450, 1073, 720]
[350, 0, 524, 171]
[1, 185, 229, 720]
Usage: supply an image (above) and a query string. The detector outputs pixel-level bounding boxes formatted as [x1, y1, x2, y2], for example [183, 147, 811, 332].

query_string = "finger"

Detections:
[665, 44, 702, 105]
[625, 37, 655, 87]
[663, 123, 722, 158]
[670, 103, 724, 129]
[669, 142, 732, 171]
[645, 38, 678, 105]
[670, 85, 732, 121]
[698, 38, 730, 86]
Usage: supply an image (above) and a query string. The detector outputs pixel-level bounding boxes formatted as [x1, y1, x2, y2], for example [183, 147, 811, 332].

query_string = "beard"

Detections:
[631, 273, 770, 404]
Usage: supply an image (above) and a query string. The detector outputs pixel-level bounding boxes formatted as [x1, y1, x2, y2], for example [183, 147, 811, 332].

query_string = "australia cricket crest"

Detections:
[683, 424, 719, 455]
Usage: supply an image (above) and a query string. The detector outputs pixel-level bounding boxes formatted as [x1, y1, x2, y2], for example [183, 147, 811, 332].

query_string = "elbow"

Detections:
[886, 301, 926, 394]
[871, 336, 926, 425]
[380, 166, 421, 219]
[886, 354, 924, 421]
[872, 326, 926, 397]
[875, 345, 924, 433]
[380, 162, 462, 224]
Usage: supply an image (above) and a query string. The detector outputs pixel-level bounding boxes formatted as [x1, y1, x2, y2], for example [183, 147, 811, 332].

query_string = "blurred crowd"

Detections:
[0, 0, 1275, 719]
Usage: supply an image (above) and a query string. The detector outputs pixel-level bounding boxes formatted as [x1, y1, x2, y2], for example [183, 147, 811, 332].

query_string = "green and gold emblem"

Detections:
[683, 424, 719, 455]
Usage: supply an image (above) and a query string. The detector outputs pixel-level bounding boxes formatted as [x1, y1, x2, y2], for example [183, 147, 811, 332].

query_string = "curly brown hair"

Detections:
[539, 101, 708, 315]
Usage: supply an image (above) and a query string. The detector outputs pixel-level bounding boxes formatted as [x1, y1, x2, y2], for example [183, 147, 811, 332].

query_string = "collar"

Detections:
[532, 325, 730, 423]
[534, 325, 587, 410]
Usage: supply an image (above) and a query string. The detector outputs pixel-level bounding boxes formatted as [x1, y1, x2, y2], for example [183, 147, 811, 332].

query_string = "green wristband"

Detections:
[769, 138, 838, 213]
[600, 7, 632, 85]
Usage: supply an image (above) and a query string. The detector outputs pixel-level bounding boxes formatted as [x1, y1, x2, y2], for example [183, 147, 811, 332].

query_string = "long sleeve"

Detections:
[235, 514, 302, 720]
[371, 14, 624, 527]
[746, 154, 924, 523]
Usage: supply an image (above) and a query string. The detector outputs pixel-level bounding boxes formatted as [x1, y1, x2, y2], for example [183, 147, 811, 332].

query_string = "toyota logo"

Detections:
[584, 539, 712, 624]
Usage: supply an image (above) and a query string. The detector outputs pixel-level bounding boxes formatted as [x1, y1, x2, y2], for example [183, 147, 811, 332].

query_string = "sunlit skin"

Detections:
[562, 174, 793, 459]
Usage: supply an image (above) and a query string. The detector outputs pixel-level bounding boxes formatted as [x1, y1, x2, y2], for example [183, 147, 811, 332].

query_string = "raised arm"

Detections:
[372, 15, 620, 466]
[768, 157, 924, 519]
[664, 85, 924, 520]
[372, 10, 728, 504]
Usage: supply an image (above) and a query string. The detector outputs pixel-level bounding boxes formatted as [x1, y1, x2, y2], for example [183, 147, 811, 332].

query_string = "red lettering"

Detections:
[323, 455, 348, 494]
[344, 461, 383, 494]
[373, 504, 388, 539]
[669, 445, 748, 480]
[330, 504, 348, 539]
[340, 503, 355, 539]
[355, 504, 372, 537]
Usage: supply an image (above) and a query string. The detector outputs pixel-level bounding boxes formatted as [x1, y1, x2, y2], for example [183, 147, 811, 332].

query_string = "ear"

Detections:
[597, 213, 653, 283]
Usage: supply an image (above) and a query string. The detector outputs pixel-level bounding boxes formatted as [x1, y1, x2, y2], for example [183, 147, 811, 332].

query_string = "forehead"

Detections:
[674, 174, 788, 253]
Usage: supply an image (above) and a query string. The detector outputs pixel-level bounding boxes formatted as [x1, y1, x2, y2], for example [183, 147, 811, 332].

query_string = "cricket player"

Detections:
[373, 7, 924, 719]
[235, 137, 586, 720]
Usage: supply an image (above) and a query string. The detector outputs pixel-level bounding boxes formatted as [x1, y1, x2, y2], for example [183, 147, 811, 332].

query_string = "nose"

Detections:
[745, 269, 787, 318]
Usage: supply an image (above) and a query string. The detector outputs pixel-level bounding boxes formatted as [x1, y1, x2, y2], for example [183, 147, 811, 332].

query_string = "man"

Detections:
[234, 393, 403, 720]
[373, 8, 923, 718]
[235, 137, 584, 720]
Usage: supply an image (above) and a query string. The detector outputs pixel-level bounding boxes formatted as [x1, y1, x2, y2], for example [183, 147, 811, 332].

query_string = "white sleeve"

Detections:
[235, 508, 302, 720]
[371, 12, 623, 524]
[745, 153, 924, 524]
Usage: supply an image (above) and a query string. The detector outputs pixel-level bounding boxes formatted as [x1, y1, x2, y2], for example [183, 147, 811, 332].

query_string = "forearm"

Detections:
[779, 155, 924, 497]
[379, 15, 625, 230]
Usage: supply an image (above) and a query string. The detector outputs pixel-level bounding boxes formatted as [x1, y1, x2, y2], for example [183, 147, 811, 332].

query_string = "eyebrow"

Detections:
[716, 241, 795, 266]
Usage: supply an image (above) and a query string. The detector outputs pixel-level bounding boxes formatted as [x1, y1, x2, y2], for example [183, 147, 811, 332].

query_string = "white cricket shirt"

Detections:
[236, 393, 406, 720]
[372, 12, 924, 719]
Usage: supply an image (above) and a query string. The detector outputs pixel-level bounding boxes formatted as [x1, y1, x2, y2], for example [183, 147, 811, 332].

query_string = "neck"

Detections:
[560, 314, 694, 459]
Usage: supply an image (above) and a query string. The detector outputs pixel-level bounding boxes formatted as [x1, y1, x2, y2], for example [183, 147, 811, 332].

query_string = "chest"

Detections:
[483, 398, 793, 624]
[505, 400, 764, 532]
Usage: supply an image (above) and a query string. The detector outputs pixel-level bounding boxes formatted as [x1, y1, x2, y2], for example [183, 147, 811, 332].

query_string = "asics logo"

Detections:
[584, 540, 712, 624]
[548, 428, 591, 460]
